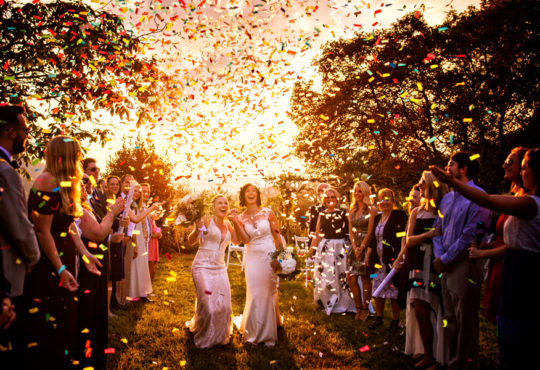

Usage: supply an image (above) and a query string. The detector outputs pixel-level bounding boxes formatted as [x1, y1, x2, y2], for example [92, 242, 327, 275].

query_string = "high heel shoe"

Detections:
[368, 316, 383, 329]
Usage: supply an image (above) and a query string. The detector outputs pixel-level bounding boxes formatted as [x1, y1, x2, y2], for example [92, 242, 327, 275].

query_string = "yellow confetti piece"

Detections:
[433, 180, 440, 188]
[396, 231, 406, 238]
[270, 360, 277, 365]
[28, 342, 38, 348]
[81, 328, 90, 333]
[28, 307, 39, 314]
[169, 271, 177, 277]
[120, 338, 128, 344]
[166, 277, 177, 283]
[374, 263, 382, 269]
[438, 210, 444, 218]
[172, 328, 180, 334]
[443, 319, 448, 327]
[180, 361, 186, 367]
[430, 199, 437, 208]
[60, 181, 72, 187]
[469, 154, 480, 161]
[15, 258, 21, 265]
[463, 118, 473, 123]
[417, 82, 423, 91]
[82, 255, 90, 264]
[132, 230, 141, 235]
[367, 119, 375, 123]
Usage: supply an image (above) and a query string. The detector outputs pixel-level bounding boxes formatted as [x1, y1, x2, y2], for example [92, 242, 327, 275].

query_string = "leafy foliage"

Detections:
[290, 0, 540, 194]
[0, 0, 177, 162]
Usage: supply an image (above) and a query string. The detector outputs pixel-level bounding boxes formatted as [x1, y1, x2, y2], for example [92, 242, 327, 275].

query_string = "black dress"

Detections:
[20, 190, 77, 366]
[76, 206, 109, 369]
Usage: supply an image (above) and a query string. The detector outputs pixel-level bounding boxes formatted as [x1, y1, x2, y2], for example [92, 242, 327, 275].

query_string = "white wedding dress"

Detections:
[239, 208, 279, 346]
[186, 218, 233, 348]
[127, 211, 153, 299]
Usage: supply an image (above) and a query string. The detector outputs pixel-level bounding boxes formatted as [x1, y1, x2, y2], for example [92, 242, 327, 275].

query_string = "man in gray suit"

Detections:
[0, 104, 40, 305]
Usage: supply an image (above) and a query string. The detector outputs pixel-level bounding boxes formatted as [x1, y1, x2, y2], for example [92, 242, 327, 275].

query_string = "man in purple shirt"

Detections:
[433, 152, 491, 370]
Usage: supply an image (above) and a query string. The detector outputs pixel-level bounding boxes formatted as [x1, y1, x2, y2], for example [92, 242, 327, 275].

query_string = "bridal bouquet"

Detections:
[269, 246, 300, 278]
[174, 194, 206, 226]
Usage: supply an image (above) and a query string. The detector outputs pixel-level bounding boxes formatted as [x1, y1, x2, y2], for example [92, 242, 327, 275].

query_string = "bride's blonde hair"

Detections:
[45, 136, 83, 217]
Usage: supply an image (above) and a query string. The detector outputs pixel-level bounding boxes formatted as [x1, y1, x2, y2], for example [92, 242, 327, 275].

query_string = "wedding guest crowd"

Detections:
[0, 104, 162, 368]
[1, 103, 539, 368]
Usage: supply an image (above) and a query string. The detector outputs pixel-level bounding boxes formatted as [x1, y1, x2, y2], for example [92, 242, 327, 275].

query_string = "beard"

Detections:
[12, 134, 26, 155]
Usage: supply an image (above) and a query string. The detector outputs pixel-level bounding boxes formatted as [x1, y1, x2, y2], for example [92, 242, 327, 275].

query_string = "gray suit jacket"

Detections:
[0, 158, 40, 297]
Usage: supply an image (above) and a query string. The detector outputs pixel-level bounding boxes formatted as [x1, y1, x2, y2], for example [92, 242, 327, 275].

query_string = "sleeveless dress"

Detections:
[313, 210, 356, 315]
[187, 218, 233, 348]
[372, 220, 398, 299]
[127, 207, 153, 299]
[498, 195, 540, 368]
[347, 207, 371, 276]
[21, 190, 77, 366]
[240, 208, 279, 346]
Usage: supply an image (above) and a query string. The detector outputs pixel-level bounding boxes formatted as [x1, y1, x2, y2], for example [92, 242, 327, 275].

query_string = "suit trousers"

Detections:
[441, 257, 482, 370]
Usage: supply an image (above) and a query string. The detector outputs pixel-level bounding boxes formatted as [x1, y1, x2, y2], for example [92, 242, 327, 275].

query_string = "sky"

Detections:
[75, 0, 481, 191]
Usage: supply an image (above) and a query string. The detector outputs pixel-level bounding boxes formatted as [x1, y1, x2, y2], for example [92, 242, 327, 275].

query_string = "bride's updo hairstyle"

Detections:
[239, 183, 262, 207]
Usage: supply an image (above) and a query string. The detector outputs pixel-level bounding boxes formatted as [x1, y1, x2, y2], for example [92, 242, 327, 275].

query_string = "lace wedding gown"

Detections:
[239, 208, 280, 346]
[186, 218, 233, 348]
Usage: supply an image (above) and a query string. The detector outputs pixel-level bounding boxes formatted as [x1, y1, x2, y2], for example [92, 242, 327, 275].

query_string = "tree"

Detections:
[105, 135, 175, 209]
[290, 0, 540, 194]
[0, 1, 177, 162]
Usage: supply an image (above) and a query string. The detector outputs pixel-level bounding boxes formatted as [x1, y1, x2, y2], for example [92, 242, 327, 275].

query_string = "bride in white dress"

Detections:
[186, 196, 238, 348]
[229, 183, 284, 346]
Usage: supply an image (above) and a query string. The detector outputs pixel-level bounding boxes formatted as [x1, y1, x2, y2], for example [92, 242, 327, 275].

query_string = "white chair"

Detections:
[226, 242, 246, 271]
[294, 236, 313, 286]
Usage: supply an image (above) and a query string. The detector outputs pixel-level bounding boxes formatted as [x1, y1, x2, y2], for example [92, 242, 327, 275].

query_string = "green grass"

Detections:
[107, 253, 497, 369]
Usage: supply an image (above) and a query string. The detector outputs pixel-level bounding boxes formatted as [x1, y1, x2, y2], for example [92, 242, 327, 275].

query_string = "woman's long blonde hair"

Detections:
[351, 180, 372, 211]
[45, 136, 83, 217]
[420, 171, 449, 213]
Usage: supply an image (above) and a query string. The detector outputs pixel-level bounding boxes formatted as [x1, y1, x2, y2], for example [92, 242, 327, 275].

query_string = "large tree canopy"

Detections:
[0, 0, 175, 162]
[290, 0, 539, 194]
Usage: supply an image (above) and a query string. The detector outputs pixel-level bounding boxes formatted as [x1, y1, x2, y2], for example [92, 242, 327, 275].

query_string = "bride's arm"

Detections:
[228, 209, 250, 244]
[187, 217, 207, 246]
[227, 221, 241, 245]
[268, 209, 284, 250]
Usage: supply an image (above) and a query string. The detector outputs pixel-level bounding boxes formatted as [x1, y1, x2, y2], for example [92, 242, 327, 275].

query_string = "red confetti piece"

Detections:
[104, 348, 115, 354]
[204, 290, 212, 295]
[165, 252, 172, 260]
[359, 345, 370, 352]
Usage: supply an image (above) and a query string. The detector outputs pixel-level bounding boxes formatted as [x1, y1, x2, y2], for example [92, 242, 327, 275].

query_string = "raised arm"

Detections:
[430, 165, 537, 220]
[80, 198, 125, 241]
[228, 209, 250, 244]
[129, 203, 159, 224]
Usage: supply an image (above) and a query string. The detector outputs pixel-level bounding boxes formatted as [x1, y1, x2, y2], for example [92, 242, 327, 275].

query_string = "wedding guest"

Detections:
[431, 151, 491, 369]
[186, 195, 238, 348]
[0, 104, 40, 351]
[347, 181, 377, 321]
[307, 183, 330, 249]
[103, 176, 126, 314]
[468, 147, 527, 324]
[310, 188, 356, 315]
[115, 174, 136, 306]
[0, 104, 40, 299]
[20, 136, 101, 366]
[400, 171, 449, 368]
[125, 183, 158, 302]
[431, 148, 540, 370]
[408, 184, 421, 213]
[75, 190, 125, 368]
[82, 157, 107, 218]
[368, 188, 407, 330]
[148, 212, 162, 282]
[229, 183, 283, 346]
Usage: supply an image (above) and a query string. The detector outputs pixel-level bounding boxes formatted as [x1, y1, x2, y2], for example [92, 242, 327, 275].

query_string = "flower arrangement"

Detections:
[174, 194, 206, 226]
[269, 246, 301, 278]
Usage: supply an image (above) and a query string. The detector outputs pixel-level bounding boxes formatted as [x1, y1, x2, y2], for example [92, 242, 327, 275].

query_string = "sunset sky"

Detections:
[76, 0, 480, 190]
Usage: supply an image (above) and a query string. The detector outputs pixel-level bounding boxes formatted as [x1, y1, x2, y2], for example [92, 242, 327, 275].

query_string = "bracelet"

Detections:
[58, 265, 66, 274]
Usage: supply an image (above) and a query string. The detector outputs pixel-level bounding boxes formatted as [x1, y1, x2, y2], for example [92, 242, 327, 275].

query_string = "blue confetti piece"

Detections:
[52, 187, 60, 192]
[428, 136, 437, 143]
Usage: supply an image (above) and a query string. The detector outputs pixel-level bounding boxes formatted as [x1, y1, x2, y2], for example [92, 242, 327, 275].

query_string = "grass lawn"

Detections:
[107, 252, 497, 369]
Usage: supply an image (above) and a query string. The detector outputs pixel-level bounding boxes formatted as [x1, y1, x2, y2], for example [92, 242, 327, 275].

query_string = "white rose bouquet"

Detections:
[269, 246, 300, 278]
[175, 194, 206, 226]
